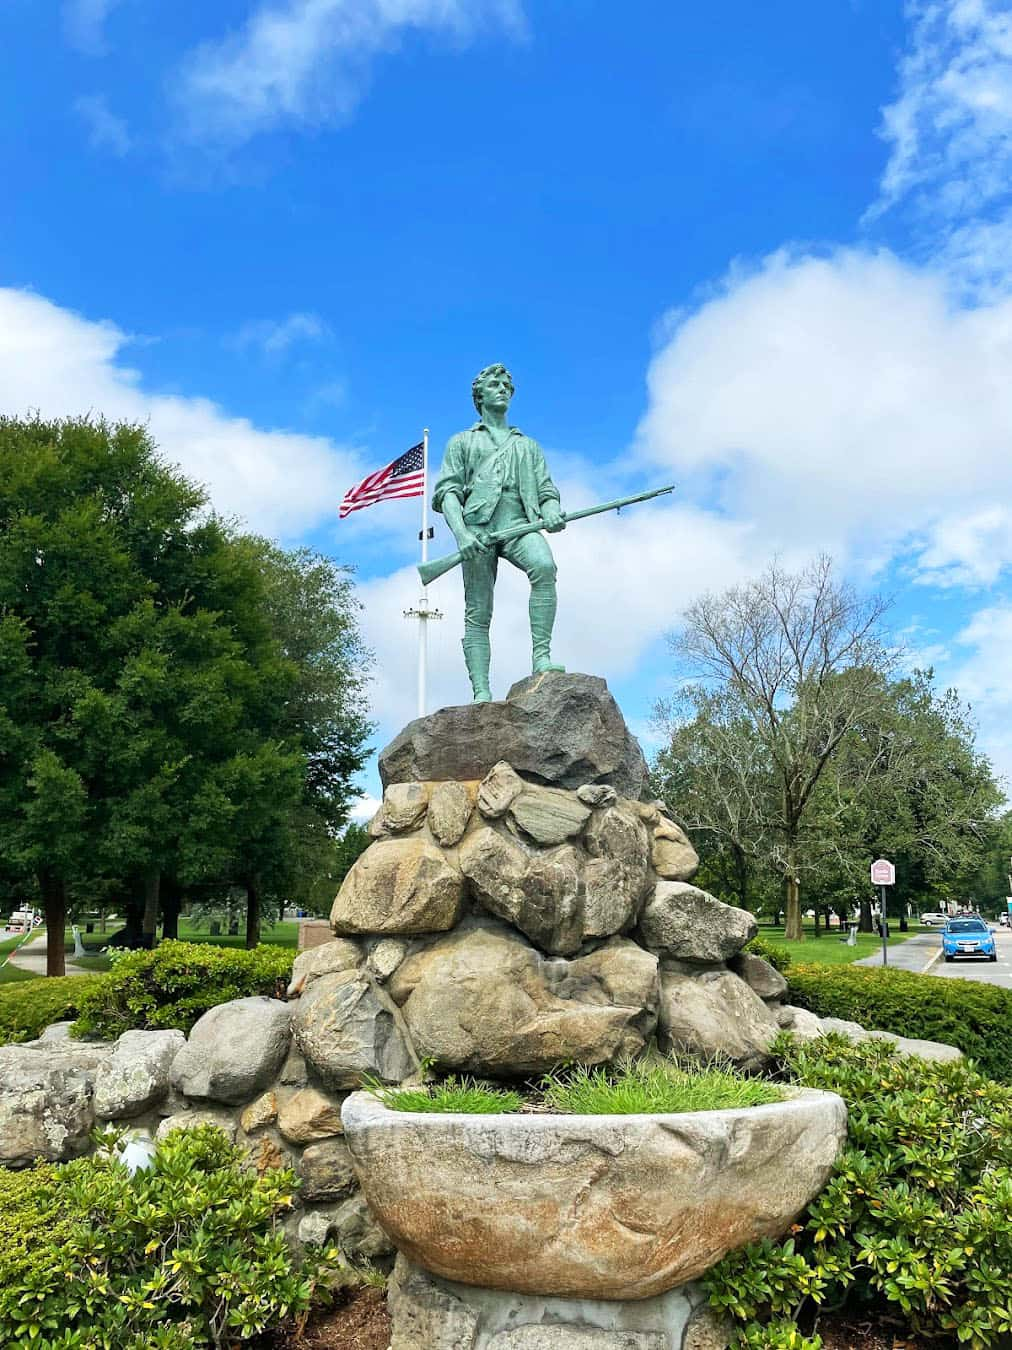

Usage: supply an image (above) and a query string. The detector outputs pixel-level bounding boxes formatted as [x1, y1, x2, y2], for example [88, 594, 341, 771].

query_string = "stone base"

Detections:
[388, 1255, 730, 1350]
[298, 919, 333, 951]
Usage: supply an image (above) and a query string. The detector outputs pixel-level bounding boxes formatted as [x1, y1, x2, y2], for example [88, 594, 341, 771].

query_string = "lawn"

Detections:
[757, 923, 930, 966]
[63, 918, 303, 953]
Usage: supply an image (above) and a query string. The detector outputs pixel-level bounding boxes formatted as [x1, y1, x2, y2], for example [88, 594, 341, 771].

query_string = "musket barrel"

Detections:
[417, 484, 674, 587]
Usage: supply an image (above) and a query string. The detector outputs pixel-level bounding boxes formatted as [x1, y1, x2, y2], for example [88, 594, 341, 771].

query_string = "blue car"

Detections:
[942, 917, 997, 962]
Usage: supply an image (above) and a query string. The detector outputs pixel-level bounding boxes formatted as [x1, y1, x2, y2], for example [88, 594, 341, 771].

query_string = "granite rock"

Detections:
[94, 1029, 186, 1120]
[331, 835, 466, 936]
[658, 970, 778, 1070]
[170, 998, 291, 1105]
[293, 970, 418, 1089]
[640, 883, 757, 962]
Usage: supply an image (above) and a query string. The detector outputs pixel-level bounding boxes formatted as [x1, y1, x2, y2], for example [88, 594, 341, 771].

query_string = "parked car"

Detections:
[919, 912, 948, 927]
[999, 913, 1011, 928]
[942, 917, 997, 962]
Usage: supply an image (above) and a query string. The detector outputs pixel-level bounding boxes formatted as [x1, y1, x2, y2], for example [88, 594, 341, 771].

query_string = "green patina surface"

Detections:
[432, 363, 566, 701]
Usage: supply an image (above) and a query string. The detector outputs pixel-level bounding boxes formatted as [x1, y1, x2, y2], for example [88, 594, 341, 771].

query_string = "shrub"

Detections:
[744, 936, 792, 973]
[786, 961, 1012, 1083]
[705, 1034, 1012, 1348]
[0, 1124, 342, 1348]
[72, 940, 293, 1039]
[0, 975, 95, 1046]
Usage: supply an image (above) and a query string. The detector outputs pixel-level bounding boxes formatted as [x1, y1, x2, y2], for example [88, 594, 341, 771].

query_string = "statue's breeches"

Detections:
[461, 517, 557, 633]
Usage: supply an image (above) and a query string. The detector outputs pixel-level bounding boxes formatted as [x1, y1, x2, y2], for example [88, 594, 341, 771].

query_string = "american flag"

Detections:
[339, 442, 425, 519]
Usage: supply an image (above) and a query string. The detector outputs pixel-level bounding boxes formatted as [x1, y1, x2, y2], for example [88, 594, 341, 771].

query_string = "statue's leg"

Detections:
[503, 531, 564, 675]
[461, 549, 497, 702]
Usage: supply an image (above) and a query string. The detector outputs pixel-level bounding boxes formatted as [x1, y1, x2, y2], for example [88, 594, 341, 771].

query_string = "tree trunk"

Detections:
[141, 870, 160, 950]
[732, 843, 749, 913]
[858, 895, 874, 932]
[813, 904, 821, 937]
[162, 882, 181, 941]
[246, 876, 261, 950]
[784, 873, 803, 940]
[38, 871, 66, 978]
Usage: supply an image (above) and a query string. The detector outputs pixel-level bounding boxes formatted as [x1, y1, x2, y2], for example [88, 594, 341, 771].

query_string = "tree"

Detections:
[667, 556, 895, 940]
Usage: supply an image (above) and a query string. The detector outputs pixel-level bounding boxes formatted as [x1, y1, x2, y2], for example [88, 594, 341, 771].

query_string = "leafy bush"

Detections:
[706, 1034, 1012, 1348]
[744, 936, 792, 974]
[787, 961, 1012, 1083]
[72, 940, 293, 1039]
[0, 1124, 341, 1349]
[0, 975, 95, 1046]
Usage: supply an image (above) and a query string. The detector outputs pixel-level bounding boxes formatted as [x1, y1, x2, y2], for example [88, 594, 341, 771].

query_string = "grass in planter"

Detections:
[369, 1074, 524, 1114]
[540, 1060, 786, 1115]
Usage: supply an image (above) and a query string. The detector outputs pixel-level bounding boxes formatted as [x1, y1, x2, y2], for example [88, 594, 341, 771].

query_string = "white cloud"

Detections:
[948, 604, 1012, 792]
[636, 247, 1012, 584]
[872, 0, 1012, 297]
[171, 0, 525, 149]
[358, 501, 754, 741]
[74, 94, 132, 157]
[0, 288, 363, 538]
[349, 793, 381, 822]
[230, 311, 330, 355]
[63, 0, 126, 53]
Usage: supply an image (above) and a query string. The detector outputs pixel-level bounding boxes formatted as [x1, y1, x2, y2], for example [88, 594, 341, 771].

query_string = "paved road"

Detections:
[857, 927, 1012, 989]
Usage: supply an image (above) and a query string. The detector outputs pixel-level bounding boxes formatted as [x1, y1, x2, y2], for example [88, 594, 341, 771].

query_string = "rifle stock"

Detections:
[418, 485, 674, 587]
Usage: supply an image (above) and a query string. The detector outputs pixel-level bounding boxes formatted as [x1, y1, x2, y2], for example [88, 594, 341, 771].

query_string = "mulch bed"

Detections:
[815, 1312, 933, 1349]
[256, 1288, 391, 1350]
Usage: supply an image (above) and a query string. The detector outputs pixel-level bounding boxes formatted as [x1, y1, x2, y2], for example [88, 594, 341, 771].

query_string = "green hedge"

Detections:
[787, 961, 1012, 1083]
[0, 976, 95, 1046]
[744, 936, 792, 974]
[706, 1034, 1012, 1348]
[71, 940, 294, 1039]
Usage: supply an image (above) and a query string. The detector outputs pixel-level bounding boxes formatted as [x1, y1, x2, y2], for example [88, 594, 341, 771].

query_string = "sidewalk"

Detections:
[4, 929, 102, 978]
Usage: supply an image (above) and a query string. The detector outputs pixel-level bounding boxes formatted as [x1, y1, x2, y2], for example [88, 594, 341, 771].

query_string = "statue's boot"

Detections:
[463, 634, 493, 702]
[530, 592, 565, 676]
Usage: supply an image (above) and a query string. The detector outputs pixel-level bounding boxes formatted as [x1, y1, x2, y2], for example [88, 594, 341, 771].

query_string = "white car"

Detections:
[919, 912, 948, 927]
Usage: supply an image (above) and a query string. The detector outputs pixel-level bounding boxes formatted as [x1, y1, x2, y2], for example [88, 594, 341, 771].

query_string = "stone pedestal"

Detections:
[388, 1255, 730, 1350]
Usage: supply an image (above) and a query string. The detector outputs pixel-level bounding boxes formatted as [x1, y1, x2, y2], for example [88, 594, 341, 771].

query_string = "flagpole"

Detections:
[403, 430, 441, 718]
[418, 428, 430, 718]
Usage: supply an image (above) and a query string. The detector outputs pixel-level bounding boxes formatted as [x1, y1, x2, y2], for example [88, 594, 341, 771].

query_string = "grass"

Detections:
[61, 918, 303, 953]
[373, 1062, 786, 1116]
[540, 1061, 786, 1115]
[370, 1075, 524, 1114]
[0, 964, 37, 985]
[756, 923, 927, 967]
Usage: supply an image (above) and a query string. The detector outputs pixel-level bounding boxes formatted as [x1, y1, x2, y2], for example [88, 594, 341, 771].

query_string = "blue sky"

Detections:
[3, 0, 1012, 814]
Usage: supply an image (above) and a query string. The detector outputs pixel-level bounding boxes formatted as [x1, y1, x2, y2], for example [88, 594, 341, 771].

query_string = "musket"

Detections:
[418, 484, 675, 587]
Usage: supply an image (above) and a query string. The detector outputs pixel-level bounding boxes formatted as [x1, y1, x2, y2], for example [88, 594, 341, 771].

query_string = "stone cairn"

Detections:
[0, 674, 959, 1350]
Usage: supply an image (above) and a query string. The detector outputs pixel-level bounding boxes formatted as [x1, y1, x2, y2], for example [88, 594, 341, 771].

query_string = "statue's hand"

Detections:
[456, 527, 490, 560]
[541, 502, 565, 533]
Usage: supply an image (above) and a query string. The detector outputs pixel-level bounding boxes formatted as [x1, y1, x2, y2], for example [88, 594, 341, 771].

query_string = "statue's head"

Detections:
[472, 363, 514, 415]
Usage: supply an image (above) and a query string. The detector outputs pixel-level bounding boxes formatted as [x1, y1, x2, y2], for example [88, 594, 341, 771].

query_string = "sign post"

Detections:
[870, 858, 896, 966]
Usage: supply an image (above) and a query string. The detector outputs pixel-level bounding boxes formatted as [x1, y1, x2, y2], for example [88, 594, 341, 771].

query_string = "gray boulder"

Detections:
[170, 997, 291, 1105]
[0, 1044, 99, 1166]
[507, 784, 591, 846]
[379, 672, 648, 798]
[94, 1029, 186, 1120]
[155, 1106, 238, 1142]
[297, 1192, 394, 1259]
[460, 826, 583, 955]
[383, 782, 430, 832]
[287, 938, 362, 997]
[640, 882, 757, 962]
[293, 970, 418, 1089]
[777, 1005, 825, 1041]
[658, 970, 778, 1069]
[298, 1137, 358, 1201]
[428, 780, 475, 846]
[390, 921, 658, 1075]
[331, 835, 466, 935]
[478, 761, 525, 818]
[731, 952, 788, 1001]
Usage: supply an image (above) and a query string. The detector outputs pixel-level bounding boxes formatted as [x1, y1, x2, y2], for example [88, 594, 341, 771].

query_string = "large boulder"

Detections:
[170, 998, 291, 1105]
[388, 921, 658, 1076]
[658, 970, 778, 1069]
[639, 883, 757, 962]
[343, 1086, 847, 1298]
[94, 1029, 186, 1120]
[0, 1044, 101, 1166]
[287, 938, 362, 997]
[507, 784, 591, 846]
[731, 952, 788, 1001]
[292, 970, 418, 1089]
[379, 673, 649, 799]
[427, 780, 475, 846]
[459, 827, 583, 955]
[331, 835, 466, 936]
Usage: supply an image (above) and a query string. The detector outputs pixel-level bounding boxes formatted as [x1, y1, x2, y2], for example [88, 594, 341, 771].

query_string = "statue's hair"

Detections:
[472, 363, 514, 413]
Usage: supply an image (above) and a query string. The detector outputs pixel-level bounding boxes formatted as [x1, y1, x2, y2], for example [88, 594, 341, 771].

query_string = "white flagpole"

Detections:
[417, 429, 430, 718]
[404, 429, 441, 718]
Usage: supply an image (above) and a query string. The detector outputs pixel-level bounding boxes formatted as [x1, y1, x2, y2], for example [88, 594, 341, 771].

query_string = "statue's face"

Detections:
[477, 370, 513, 416]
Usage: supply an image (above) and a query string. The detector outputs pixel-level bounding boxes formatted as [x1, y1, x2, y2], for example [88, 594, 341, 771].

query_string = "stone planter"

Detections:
[341, 1087, 847, 1301]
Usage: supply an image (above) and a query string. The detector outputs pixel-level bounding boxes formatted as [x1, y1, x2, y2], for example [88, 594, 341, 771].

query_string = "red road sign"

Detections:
[871, 858, 895, 886]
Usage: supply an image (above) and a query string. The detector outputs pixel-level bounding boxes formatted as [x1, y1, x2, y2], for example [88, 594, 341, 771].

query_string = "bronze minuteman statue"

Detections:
[432, 364, 566, 702]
